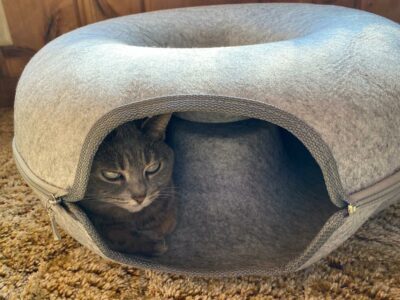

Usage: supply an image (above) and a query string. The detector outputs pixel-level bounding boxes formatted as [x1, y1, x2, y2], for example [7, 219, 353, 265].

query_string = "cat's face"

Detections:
[83, 115, 174, 213]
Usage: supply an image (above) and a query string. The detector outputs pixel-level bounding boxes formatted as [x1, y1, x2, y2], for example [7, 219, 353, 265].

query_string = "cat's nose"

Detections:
[133, 195, 146, 204]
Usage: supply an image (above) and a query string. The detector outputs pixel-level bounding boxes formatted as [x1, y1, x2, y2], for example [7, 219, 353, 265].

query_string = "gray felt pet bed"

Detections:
[13, 3, 400, 276]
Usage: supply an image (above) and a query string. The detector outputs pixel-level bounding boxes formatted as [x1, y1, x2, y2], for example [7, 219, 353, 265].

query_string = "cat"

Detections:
[78, 114, 177, 256]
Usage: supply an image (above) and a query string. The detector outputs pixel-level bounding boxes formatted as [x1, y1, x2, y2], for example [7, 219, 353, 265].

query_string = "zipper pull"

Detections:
[345, 199, 357, 215]
[46, 195, 62, 241]
[347, 204, 357, 215]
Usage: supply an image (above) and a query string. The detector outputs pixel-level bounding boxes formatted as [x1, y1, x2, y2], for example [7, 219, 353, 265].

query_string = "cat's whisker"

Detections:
[148, 193, 162, 202]
[160, 190, 179, 195]
[156, 192, 181, 198]
[163, 185, 179, 190]
[156, 190, 175, 195]
[157, 190, 177, 195]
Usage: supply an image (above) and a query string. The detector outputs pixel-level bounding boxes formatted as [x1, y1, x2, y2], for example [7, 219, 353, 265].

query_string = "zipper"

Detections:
[45, 194, 63, 241]
[17, 164, 64, 240]
[13, 140, 67, 240]
[346, 170, 400, 215]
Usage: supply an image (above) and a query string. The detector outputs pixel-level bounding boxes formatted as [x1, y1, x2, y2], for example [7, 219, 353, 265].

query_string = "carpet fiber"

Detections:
[1, 108, 400, 299]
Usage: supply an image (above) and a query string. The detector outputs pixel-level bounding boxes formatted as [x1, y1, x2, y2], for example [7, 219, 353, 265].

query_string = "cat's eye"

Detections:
[102, 170, 123, 181]
[145, 162, 161, 175]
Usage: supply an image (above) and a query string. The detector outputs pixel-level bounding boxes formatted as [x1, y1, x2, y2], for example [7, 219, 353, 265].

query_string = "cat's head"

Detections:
[83, 114, 174, 213]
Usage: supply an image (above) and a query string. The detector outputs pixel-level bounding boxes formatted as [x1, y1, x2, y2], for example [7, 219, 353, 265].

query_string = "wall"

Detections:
[1, 0, 399, 107]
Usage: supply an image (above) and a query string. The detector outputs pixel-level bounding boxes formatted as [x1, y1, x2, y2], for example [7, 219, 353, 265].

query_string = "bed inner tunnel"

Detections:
[81, 112, 340, 272]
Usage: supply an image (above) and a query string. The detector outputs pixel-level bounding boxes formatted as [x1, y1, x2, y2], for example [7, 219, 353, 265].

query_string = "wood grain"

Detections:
[2, 0, 78, 50]
[0, 76, 18, 107]
[0, 49, 6, 77]
[258, 0, 312, 3]
[75, 0, 144, 25]
[0, 1, 12, 46]
[0, 45, 33, 107]
[313, 0, 355, 7]
[1, 46, 35, 78]
[144, 0, 258, 11]
[359, 0, 400, 22]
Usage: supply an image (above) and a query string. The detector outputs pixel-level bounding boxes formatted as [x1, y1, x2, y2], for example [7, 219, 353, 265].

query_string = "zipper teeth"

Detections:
[348, 191, 395, 213]
[346, 167, 400, 215]
[355, 179, 400, 205]
[347, 178, 400, 214]
[16, 161, 63, 240]
[13, 139, 67, 199]
[357, 187, 400, 209]
[15, 159, 54, 198]
[13, 140, 64, 240]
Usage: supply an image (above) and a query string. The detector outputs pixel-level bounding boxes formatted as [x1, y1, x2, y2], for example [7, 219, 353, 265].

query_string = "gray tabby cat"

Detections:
[79, 114, 177, 256]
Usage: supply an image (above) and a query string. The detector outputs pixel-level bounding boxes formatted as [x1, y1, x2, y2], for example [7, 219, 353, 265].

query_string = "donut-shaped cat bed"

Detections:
[13, 3, 400, 276]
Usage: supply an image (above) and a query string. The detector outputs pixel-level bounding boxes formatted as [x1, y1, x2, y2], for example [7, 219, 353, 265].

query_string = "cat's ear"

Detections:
[103, 128, 119, 144]
[113, 121, 141, 140]
[141, 114, 172, 141]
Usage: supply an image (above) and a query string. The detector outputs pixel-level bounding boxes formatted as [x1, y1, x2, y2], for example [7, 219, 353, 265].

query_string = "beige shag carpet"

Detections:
[1, 107, 400, 300]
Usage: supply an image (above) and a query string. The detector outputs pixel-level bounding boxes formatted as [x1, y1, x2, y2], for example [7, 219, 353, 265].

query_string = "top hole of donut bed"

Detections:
[108, 9, 308, 49]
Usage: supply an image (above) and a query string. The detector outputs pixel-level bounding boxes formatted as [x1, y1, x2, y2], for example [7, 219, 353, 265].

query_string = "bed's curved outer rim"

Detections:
[11, 3, 400, 276]
[14, 3, 400, 200]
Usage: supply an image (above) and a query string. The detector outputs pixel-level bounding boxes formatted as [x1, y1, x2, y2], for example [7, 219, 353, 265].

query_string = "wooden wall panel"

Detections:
[144, 0, 257, 11]
[0, 0, 81, 107]
[0, 50, 5, 77]
[0, 77, 17, 107]
[2, 0, 79, 50]
[75, 0, 144, 25]
[313, 0, 355, 7]
[256, 0, 311, 3]
[0, 0, 144, 107]
[145, 0, 356, 7]
[0, 1, 12, 46]
[258, 0, 312, 3]
[75, 0, 107, 25]
[104, 0, 145, 16]
[0, 0, 145, 54]
[359, 0, 400, 22]
[0, 47, 31, 107]
[0, 47, 35, 78]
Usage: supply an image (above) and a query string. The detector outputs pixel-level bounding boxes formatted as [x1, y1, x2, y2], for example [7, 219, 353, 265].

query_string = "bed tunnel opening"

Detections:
[78, 112, 340, 272]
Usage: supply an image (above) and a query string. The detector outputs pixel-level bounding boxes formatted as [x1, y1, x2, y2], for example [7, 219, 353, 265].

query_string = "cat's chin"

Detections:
[119, 199, 154, 213]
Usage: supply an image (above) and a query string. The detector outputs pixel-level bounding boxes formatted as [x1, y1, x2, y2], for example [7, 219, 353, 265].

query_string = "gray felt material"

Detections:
[12, 3, 400, 275]
[39, 117, 341, 275]
[154, 118, 338, 271]
[13, 3, 400, 198]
